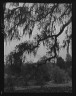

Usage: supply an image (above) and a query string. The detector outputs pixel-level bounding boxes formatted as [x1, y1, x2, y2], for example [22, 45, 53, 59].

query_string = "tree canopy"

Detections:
[4, 3, 72, 65]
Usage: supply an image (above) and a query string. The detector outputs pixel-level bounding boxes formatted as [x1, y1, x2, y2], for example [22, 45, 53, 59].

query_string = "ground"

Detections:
[4, 78, 72, 93]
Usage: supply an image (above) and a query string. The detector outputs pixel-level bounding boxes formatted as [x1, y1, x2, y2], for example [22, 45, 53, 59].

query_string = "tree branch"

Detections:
[38, 16, 72, 42]
[15, 16, 72, 59]
[56, 16, 72, 37]
[59, 5, 72, 19]
[36, 4, 59, 21]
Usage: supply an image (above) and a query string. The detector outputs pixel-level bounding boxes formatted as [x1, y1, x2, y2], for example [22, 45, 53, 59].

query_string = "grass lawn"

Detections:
[4, 81, 72, 93]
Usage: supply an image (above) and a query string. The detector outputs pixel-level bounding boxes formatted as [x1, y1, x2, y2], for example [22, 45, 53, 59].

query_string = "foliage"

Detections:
[5, 50, 23, 76]
[65, 61, 72, 70]
[67, 66, 72, 78]
[4, 3, 72, 64]
[50, 66, 69, 84]
[35, 63, 50, 85]
[4, 74, 15, 91]
[4, 3, 72, 86]
[20, 63, 50, 85]
[57, 57, 65, 69]
[21, 64, 35, 81]
[65, 54, 72, 70]
[66, 54, 72, 62]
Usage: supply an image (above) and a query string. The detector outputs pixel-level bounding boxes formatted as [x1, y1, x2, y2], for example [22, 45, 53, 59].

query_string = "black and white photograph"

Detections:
[4, 3, 72, 93]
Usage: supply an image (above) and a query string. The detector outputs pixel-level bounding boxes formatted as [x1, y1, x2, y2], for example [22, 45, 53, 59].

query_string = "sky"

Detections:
[4, 3, 72, 63]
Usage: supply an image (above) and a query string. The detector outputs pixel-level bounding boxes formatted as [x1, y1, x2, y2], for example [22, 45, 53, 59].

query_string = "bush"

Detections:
[21, 63, 51, 86]
[35, 63, 51, 85]
[65, 61, 72, 70]
[4, 64, 21, 77]
[51, 66, 69, 84]
[57, 57, 65, 69]
[67, 66, 72, 78]
[4, 75, 15, 92]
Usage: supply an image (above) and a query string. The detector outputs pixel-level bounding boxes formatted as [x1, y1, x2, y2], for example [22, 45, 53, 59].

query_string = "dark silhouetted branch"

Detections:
[56, 17, 72, 37]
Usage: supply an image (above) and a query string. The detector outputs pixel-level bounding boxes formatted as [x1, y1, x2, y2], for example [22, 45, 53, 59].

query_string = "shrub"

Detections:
[67, 66, 72, 78]
[21, 64, 36, 79]
[35, 63, 51, 85]
[65, 61, 72, 70]
[51, 66, 68, 84]
[21, 63, 51, 86]
[64, 72, 70, 83]
[4, 75, 15, 91]
[57, 57, 65, 69]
